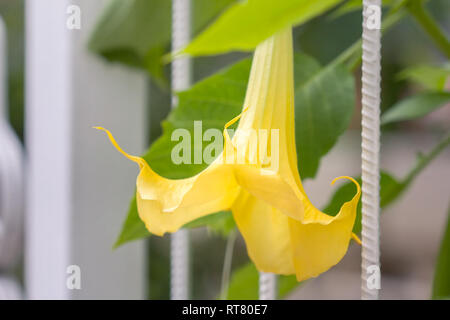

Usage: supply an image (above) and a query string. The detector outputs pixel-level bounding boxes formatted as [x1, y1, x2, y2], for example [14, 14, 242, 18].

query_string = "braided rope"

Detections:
[170, 0, 191, 300]
[361, 0, 381, 300]
[259, 272, 277, 300]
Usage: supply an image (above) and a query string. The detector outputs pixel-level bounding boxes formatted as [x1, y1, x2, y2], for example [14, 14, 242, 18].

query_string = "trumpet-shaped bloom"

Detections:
[96, 28, 360, 281]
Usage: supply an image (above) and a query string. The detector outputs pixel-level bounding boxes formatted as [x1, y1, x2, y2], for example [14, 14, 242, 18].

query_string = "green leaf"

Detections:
[114, 195, 150, 248]
[115, 58, 252, 247]
[224, 262, 301, 299]
[89, 0, 171, 82]
[324, 172, 403, 234]
[182, 0, 343, 56]
[184, 211, 236, 237]
[398, 64, 450, 91]
[224, 263, 259, 299]
[381, 91, 450, 125]
[295, 63, 355, 179]
[89, 0, 235, 81]
[432, 208, 450, 300]
[115, 53, 355, 246]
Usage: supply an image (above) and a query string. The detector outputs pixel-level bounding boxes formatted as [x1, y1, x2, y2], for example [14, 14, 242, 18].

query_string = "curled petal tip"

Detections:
[330, 176, 361, 193]
[94, 126, 144, 165]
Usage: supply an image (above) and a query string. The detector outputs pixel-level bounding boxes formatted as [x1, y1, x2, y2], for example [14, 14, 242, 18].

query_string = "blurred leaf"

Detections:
[182, 0, 343, 56]
[115, 53, 355, 246]
[324, 172, 403, 234]
[89, 0, 234, 82]
[295, 63, 355, 179]
[192, 0, 237, 33]
[89, 0, 170, 83]
[224, 262, 300, 299]
[432, 208, 450, 299]
[381, 91, 450, 125]
[398, 64, 450, 91]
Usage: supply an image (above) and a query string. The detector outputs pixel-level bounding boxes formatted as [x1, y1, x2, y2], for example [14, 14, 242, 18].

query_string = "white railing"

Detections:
[25, 0, 146, 299]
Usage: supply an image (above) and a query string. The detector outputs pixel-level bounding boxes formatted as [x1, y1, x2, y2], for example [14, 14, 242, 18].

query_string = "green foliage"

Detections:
[432, 209, 450, 299]
[398, 64, 450, 91]
[223, 262, 258, 299]
[114, 195, 149, 248]
[114, 53, 355, 247]
[294, 63, 355, 178]
[184, 211, 236, 237]
[324, 172, 403, 234]
[325, 133, 450, 235]
[88, 0, 170, 83]
[182, 0, 343, 56]
[381, 92, 450, 125]
[88, 0, 234, 83]
[223, 262, 299, 299]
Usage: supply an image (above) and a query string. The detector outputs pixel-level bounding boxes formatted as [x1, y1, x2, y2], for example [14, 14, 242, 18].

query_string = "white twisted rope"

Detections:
[170, 0, 191, 300]
[259, 272, 277, 300]
[361, 0, 381, 300]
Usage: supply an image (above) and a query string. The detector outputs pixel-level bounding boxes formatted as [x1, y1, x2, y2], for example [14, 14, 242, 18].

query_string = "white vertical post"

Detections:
[26, 0, 72, 299]
[26, 0, 146, 299]
[259, 272, 277, 300]
[170, 0, 191, 300]
[361, 0, 381, 300]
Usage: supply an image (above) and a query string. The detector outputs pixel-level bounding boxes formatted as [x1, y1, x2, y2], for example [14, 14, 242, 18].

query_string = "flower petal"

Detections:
[288, 177, 361, 281]
[137, 160, 240, 235]
[95, 127, 240, 236]
[233, 165, 304, 221]
[232, 190, 295, 275]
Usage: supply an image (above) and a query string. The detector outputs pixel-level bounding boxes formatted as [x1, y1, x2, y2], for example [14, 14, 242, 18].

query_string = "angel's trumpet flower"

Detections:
[96, 28, 360, 281]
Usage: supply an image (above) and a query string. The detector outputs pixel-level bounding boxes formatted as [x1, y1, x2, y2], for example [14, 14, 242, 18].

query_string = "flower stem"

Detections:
[332, 8, 406, 71]
[402, 131, 450, 187]
[219, 230, 237, 300]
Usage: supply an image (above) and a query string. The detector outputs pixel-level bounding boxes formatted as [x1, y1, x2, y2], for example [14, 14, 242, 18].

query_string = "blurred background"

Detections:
[0, 0, 448, 299]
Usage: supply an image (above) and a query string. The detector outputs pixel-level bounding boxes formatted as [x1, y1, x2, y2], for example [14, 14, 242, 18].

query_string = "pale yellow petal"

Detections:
[232, 190, 295, 275]
[137, 160, 240, 235]
[95, 127, 240, 236]
[288, 177, 361, 281]
[233, 165, 304, 221]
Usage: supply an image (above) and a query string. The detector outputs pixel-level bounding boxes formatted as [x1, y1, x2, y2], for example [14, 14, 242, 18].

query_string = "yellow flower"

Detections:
[96, 28, 360, 281]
